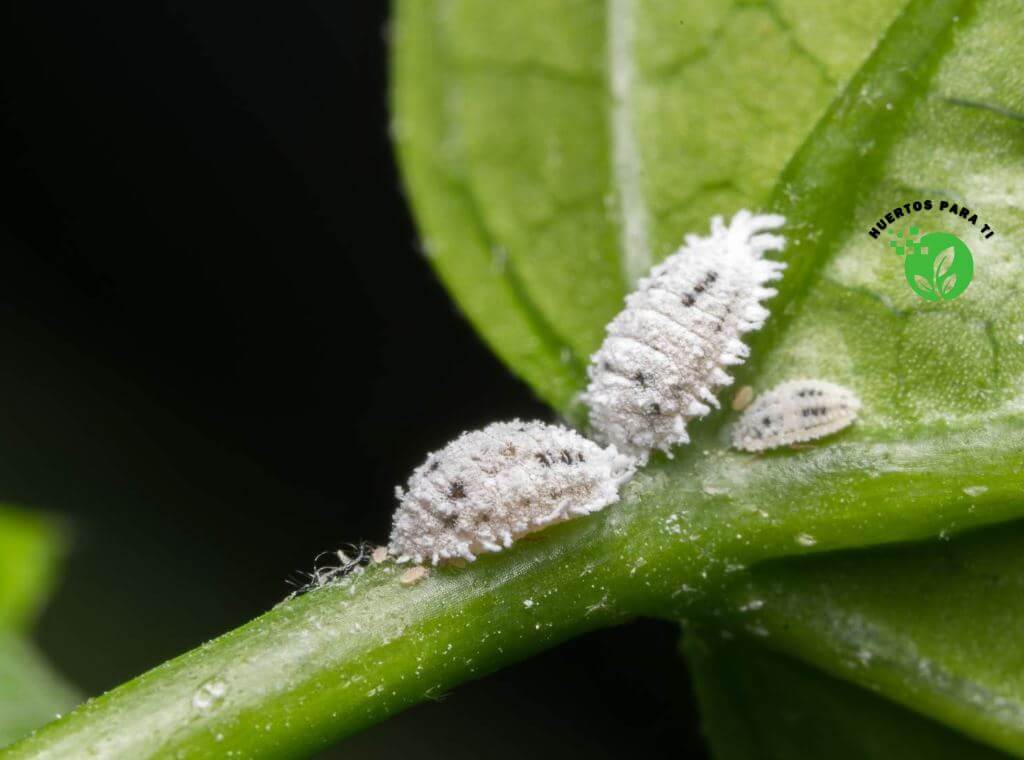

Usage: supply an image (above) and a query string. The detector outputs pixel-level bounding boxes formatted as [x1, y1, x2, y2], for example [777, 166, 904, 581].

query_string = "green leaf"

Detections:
[707, 520, 1024, 756]
[392, 0, 906, 409]
[700, 0, 1024, 742]
[683, 628, 1005, 760]
[743, 0, 1023, 418]
[0, 505, 77, 748]
[0, 505, 64, 631]
[0, 633, 78, 749]
[395, 0, 1024, 442]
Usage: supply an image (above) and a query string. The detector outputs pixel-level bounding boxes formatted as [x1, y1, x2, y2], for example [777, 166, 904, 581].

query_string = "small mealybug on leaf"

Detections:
[584, 210, 787, 462]
[732, 379, 861, 452]
[389, 420, 635, 565]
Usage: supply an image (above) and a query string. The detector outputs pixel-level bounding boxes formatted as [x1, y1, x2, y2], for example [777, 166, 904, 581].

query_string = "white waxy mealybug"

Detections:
[732, 379, 861, 452]
[584, 210, 787, 461]
[388, 420, 635, 565]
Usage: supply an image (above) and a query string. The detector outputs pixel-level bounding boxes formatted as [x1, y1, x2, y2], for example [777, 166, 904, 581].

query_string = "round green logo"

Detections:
[889, 228, 973, 301]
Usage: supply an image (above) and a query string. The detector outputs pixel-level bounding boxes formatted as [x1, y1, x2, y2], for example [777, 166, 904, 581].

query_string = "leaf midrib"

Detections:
[607, 0, 652, 286]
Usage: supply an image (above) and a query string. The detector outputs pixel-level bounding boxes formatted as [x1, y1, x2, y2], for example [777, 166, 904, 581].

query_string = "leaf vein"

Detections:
[607, 0, 652, 287]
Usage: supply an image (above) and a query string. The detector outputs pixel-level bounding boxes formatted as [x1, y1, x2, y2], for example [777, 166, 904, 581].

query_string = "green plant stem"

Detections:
[6, 420, 1023, 759]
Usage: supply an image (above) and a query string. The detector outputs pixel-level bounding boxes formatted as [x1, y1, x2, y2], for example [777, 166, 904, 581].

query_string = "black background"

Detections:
[2, 2, 704, 757]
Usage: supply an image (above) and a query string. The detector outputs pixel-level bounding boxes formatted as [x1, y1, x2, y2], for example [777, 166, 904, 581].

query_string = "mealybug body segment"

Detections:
[732, 379, 861, 452]
[389, 420, 635, 565]
[584, 210, 787, 461]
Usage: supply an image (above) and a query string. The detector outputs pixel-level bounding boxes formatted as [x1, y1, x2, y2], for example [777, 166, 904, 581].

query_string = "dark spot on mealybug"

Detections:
[694, 282, 706, 294]
[476, 511, 491, 523]
[577, 451, 586, 463]
[695, 271, 716, 293]
[681, 293, 695, 306]
[802, 408, 811, 417]
[535, 452, 552, 467]
[633, 371, 647, 388]
[762, 416, 772, 427]
[501, 442, 517, 457]
[560, 449, 574, 464]
[449, 481, 467, 499]
[442, 514, 458, 528]
[429, 461, 440, 471]
[797, 390, 806, 397]
[645, 402, 662, 416]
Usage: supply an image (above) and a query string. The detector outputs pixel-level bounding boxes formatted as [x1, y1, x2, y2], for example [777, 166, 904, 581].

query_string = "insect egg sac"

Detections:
[388, 420, 635, 565]
[584, 210, 787, 462]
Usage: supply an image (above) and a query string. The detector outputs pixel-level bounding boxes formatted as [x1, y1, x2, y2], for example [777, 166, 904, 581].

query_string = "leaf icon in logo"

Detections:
[914, 274, 936, 296]
[933, 246, 955, 281]
[904, 232, 973, 302]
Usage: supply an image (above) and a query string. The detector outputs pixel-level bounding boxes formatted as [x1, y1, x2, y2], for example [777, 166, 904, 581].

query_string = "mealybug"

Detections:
[389, 420, 635, 565]
[584, 210, 786, 461]
[732, 379, 861, 452]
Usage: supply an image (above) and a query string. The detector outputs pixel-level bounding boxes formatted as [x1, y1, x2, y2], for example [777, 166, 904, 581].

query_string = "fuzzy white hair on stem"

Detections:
[286, 543, 374, 599]
[584, 210, 787, 462]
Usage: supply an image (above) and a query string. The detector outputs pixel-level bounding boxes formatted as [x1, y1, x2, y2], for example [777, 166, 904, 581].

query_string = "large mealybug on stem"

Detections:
[389, 420, 635, 565]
